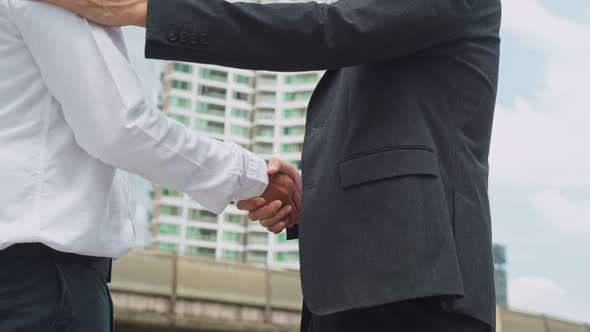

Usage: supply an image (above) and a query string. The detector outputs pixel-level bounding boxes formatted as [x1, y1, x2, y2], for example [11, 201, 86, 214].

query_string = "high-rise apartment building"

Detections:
[493, 244, 509, 307]
[151, 17, 323, 268]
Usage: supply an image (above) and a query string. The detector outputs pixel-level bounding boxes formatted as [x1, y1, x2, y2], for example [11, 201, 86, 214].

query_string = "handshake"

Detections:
[237, 158, 302, 234]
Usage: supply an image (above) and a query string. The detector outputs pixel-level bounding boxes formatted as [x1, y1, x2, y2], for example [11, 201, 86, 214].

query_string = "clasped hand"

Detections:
[237, 158, 302, 234]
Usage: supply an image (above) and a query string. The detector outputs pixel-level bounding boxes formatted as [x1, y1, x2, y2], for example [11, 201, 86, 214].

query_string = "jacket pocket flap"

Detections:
[340, 148, 439, 189]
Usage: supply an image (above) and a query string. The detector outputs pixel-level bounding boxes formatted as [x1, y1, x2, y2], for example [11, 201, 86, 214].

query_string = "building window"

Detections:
[255, 109, 275, 120]
[233, 91, 250, 102]
[246, 250, 267, 264]
[234, 74, 252, 85]
[277, 232, 288, 243]
[200, 85, 227, 99]
[171, 79, 192, 91]
[284, 91, 313, 102]
[160, 205, 182, 217]
[255, 126, 274, 137]
[186, 227, 217, 242]
[275, 251, 299, 262]
[231, 125, 249, 138]
[253, 143, 273, 155]
[188, 209, 218, 223]
[247, 232, 268, 245]
[186, 246, 216, 258]
[223, 231, 243, 244]
[200, 68, 228, 82]
[156, 242, 179, 253]
[224, 214, 245, 226]
[222, 250, 243, 261]
[197, 102, 225, 117]
[173, 63, 193, 73]
[162, 188, 182, 198]
[283, 108, 306, 119]
[258, 74, 277, 86]
[169, 114, 189, 125]
[158, 223, 180, 236]
[256, 92, 276, 104]
[283, 125, 305, 136]
[168, 96, 191, 109]
[195, 119, 225, 134]
[281, 143, 303, 153]
[231, 108, 249, 119]
[285, 73, 318, 84]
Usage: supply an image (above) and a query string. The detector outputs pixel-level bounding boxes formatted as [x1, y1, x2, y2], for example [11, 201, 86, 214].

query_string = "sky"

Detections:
[490, 0, 590, 323]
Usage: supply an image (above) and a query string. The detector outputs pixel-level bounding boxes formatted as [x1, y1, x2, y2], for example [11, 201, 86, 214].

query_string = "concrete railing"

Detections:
[110, 250, 302, 332]
[109, 250, 590, 332]
[497, 307, 590, 332]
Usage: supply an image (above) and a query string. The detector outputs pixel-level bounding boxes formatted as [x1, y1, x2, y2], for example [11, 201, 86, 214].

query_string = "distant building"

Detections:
[148, 0, 330, 270]
[152, 63, 320, 269]
[493, 244, 508, 307]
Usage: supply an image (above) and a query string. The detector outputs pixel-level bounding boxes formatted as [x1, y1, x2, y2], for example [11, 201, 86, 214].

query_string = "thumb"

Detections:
[267, 157, 282, 175]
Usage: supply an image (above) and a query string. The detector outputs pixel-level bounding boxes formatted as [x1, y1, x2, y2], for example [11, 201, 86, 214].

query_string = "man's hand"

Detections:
[39, 0, 147, 27]
[237, 158, 302, 234]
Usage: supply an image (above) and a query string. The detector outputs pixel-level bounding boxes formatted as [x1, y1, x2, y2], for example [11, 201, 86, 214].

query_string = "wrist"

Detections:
[129, 0, 148, 27]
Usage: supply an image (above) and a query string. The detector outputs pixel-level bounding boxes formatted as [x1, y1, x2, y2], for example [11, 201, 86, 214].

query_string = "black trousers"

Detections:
[0, 256, 114, 332]
[302, 298, 490, 332]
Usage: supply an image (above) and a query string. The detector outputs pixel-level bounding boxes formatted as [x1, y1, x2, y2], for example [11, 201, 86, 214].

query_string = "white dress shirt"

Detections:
[0, 0, 269, 258]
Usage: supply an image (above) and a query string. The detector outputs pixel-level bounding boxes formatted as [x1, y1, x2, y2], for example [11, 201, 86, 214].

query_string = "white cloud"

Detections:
[490, 1, 590, 325]
[509, 276, 589, 323]
[530, 190, 590, 236]
[490, 0, 590, 188]
[501, 0, 590, 53]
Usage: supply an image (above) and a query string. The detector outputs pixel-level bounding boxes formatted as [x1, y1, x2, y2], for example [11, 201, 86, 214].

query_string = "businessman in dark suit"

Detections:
[43, 0, 502, 331]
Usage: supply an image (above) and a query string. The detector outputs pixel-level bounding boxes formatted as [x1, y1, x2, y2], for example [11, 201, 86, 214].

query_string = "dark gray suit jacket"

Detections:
[144, 0, 502, 329]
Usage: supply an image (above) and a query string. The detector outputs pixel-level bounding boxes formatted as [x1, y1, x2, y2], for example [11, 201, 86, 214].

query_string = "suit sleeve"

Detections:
[145, 0, 475, 71]
[286, 225, 299, 240]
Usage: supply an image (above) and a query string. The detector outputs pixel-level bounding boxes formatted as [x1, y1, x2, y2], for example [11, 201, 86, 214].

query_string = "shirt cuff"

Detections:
[233, 149, 269, 201]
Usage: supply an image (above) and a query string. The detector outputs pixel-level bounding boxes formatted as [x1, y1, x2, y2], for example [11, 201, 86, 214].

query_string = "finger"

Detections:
[286, 209, 299, 227]
[236, 197, 266, 211]
[292, 189, 302, 212]
[268, 158, 303, 193]
[249, 200, 283, 221]
[260, 205, 292, 228]
[285, 219, 295, 228]
[280, 164, 303, 194]
[267, 221, 288, 234]
[267, 157, 282, 175]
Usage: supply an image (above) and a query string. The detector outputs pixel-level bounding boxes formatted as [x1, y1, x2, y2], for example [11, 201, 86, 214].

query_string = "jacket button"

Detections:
[190, 32, 200, 45]
[200, 33, 210, 46]
[179, 31, 189, 44]
[167, 30, 179, 43]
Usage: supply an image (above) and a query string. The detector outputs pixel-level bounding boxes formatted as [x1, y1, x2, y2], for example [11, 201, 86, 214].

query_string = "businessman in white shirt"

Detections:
[0, 1, 301, 331]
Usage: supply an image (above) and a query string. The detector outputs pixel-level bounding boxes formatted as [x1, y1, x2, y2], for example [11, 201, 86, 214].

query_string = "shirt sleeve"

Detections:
[8, 0, 268, 214]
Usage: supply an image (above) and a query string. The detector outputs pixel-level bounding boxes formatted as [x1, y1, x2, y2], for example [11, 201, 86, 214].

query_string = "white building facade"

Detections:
[151, 1, 326, 267]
